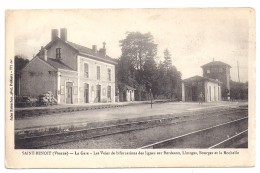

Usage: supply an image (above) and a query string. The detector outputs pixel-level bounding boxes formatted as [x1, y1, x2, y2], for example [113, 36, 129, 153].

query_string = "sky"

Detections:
[12, 9, 254, 82]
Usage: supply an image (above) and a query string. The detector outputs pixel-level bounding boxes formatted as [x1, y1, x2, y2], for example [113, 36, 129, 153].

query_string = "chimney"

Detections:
[51, 29, 59, 41]
[39, 46, 48, 61]
[60, 28, 67, 42]
[102, 42, 106, 56]
[92, 45, 97, 53]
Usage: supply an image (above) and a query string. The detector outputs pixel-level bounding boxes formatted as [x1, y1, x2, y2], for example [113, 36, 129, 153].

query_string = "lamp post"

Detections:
[150, 89, 152, 109]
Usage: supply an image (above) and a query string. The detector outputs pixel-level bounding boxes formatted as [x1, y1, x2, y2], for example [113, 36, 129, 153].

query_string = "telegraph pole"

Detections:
[237, 61, 240, 82]
[150, 89, 152, 109]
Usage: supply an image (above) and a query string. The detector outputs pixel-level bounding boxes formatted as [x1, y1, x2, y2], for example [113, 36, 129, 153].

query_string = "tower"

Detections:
[201, 61, 231, 100]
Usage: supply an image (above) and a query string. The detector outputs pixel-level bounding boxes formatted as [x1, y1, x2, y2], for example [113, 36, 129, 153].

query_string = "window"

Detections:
[56, 48, 61, 59]
[219, 68, 223, 72]
[107, 68, 111, 81]
[207, 69, 210, 74]
[107, 86, 111, 100]
[84, 63, 89, 78]
[97, 66, 100, 80]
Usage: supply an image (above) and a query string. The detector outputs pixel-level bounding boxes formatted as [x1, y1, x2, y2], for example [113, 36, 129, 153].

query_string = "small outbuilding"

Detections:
[182, 75, 222, 102]
[119, 85, 135, 102]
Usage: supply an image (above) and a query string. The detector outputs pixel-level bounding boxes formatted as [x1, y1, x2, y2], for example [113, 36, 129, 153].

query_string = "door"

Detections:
[191, 86, 197, 101]
[123, 92, 126, 102]
[214, 86, 216, 101]
[209, 86, 211, 101]
[107, 86, 111, 102]
[66, 82, 73, 104]
[130, 91, 132, 101]
[84, 83, 89, 103]
[96, 84, 101, 103]
[185, 86, 191, 101]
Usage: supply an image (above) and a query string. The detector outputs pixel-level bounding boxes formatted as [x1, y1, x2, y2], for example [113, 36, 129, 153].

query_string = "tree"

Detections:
[230, 80, 248, 100]
[116, 33, 183, 101]
[119, 32, 157, 71]
[163, 49, 172, 69]
[14, 55, 29, 96]
[117, 32, 158, 101]
[157, 49, 182, 100]
[15, 55, 29, 73]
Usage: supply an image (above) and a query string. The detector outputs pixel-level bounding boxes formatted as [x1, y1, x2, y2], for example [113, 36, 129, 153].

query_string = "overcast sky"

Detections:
[13, 9, 253, 82]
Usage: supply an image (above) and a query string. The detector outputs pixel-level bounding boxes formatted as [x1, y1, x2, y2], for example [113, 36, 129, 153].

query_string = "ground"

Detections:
[15, 101, 246, 130]
[15, 101, 248, 149]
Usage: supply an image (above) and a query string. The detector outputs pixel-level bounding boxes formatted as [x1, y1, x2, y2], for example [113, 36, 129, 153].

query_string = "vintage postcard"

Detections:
[5, 8, 255, 168]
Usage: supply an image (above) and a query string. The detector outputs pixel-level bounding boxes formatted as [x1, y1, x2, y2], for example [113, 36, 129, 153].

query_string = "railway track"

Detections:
[139, 117, 248, 149]
[209, 130, 248, 148]
[15, 107, 248, 149]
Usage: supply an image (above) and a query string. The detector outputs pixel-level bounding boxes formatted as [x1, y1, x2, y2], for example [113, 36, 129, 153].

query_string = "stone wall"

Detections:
[78, 55, 116, 103]
[20, 57, 57, 98]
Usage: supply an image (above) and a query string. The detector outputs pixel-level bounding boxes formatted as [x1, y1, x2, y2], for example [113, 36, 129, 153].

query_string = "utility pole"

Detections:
[150, 89, 152, 109]
[237, 61, 240, 83]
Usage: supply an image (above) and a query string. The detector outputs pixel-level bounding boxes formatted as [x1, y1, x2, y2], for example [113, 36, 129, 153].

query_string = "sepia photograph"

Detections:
[5, 8, 255, 168]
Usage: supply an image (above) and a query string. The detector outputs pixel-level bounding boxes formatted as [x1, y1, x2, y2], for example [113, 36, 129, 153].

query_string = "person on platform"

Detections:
[199, 92, 204, 104]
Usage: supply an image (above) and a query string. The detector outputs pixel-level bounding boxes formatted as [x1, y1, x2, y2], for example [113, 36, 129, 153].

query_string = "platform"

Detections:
[15, 101, 247, 131]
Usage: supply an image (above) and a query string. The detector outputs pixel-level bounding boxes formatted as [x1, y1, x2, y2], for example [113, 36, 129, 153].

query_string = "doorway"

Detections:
[96, 84, 101, 103]
[84, 83, 89, 103]
[209, 86, 211, 101]
[66, 82, 73, 104]
[191, 86, 198, 101]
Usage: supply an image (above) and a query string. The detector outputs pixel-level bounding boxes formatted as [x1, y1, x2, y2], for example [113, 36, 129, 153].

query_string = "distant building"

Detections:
[182, 60, 231, 102]
[201, 61, 231, 100]
[182, 75, 222, 102]
[120, 85, 135, 102]
[19, 28, 117, 104]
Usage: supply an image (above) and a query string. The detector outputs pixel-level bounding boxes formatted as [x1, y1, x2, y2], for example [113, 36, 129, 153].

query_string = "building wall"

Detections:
[77, 55, 116, 103]
[183, 80, 221, 102]
[202, 65, 230, 92]
[20, 57, 57, 98]
[184, 85, 192, 101]
[225, 67, 231, 91]
[181, 83, 185, 102]
[47, 40, 78, 71]
[126, 90, 135, 102]
[58, 70, 78, 104]
[183, 81, 205, 102]
[204, 81, 221, 102]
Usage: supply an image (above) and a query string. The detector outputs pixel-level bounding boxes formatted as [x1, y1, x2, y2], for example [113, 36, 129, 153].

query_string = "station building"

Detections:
[182, 75, 222, 102]
[182, 61, 231, 102]
[201, 61, 231, 100]
[19, 28, 117, 104]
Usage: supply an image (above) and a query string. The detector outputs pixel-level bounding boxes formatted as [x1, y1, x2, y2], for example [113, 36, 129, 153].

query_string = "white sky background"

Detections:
[13, 9, 252, 82]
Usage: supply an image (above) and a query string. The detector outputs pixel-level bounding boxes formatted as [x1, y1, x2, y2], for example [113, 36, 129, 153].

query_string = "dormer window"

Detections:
[56, 48, 61, 59]
[207, 69, 210, 74]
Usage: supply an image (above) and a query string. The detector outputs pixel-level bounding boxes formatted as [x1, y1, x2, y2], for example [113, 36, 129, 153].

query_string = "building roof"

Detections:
[183, 75, 222, 84]
[67, 41, 117, 65]
[125, 85, 136, 91]
[201, 61, 231, 68]
[44, 37, 117, 65]
[46, 58, 75, 71]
